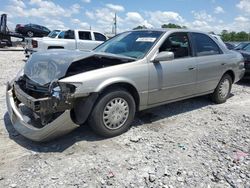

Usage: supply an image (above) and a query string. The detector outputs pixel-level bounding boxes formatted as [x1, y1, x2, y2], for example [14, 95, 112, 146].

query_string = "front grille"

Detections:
[25, 78, 49, 93]
[18, 75, 50, 98]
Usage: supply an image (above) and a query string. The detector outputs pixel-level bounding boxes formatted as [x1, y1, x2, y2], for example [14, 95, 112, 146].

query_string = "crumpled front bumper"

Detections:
[6, 83, 79, 142]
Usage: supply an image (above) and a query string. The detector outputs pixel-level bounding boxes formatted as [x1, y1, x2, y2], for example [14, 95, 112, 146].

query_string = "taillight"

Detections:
[32, 40, 38, 48]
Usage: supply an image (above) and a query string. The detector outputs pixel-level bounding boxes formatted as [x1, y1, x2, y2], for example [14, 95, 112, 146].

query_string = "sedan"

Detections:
[6, 29, 245, 141]
[15, 24, 50, 38]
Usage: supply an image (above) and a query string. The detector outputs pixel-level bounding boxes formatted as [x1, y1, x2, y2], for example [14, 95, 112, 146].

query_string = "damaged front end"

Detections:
[6, 50, 135, 141]
[6, 75, 88, 142]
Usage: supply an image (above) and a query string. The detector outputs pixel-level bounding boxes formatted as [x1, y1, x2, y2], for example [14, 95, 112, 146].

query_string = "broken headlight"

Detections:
[49, 81, 62, 99]
[49, 81, 78, 100]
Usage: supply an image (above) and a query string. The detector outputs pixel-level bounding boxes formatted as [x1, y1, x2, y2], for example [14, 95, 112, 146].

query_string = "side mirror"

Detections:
[153, 52, 174, 62]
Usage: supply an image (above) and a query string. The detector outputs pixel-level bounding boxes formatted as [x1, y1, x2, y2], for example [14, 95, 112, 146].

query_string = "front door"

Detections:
[148, 32, 197, 105]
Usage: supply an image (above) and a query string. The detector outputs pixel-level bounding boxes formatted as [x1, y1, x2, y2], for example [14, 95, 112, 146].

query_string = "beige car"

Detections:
[6, 29, 245, 141]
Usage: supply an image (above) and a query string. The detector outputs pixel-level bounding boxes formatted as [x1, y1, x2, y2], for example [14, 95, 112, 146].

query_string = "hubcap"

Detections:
[219, 79, 230, 98]
[103, 98, 129, 130]
[27, 31, 33, 37]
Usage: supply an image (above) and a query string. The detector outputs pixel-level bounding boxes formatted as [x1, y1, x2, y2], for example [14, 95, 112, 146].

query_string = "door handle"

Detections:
[188, 67, 195, 70]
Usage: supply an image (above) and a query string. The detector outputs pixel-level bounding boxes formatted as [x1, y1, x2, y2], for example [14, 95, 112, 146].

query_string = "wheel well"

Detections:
[224, 70, 235, 83]
[48, 46, 64, 49]
[100, 83, 140, 111]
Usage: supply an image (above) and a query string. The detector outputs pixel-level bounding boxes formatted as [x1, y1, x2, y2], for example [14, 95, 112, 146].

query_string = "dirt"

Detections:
[0, 51, 249, 188]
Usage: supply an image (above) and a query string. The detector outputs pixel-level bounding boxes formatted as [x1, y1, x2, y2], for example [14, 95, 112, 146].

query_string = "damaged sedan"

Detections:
[6, 29, 245, 142]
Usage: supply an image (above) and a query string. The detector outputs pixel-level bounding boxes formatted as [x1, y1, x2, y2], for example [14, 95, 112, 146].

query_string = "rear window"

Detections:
[79, 31, 92, 40]
[94, 32, 106, 41]
[192, 33, 221, 56]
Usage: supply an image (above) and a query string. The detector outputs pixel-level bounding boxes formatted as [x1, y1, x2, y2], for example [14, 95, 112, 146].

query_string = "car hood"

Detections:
[24, 49, 135, 85]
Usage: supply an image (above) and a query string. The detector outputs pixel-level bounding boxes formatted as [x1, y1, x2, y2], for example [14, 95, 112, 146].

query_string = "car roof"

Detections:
[128, 28, 213, 35]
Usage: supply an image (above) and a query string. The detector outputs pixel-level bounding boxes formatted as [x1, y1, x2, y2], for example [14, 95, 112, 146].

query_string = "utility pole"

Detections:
[114, 13, 117, 35]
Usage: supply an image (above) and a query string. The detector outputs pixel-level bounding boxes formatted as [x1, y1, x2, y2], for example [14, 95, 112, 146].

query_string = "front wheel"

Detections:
[211, 74, 232, 104]
[88, 88, 136, 137]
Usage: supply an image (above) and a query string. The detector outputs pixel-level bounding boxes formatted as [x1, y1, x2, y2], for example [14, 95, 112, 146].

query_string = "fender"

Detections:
[94, 77, 138, 93]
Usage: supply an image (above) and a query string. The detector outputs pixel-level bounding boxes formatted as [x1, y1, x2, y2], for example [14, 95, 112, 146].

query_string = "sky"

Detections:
[0, 0, 250, 34]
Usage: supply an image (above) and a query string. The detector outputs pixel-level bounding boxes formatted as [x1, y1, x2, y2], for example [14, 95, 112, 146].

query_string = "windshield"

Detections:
[242, 44, 250, 52]
[94, 30, 163, 59]
[48, 30, 61, 38]
[235, 42, 249, 50]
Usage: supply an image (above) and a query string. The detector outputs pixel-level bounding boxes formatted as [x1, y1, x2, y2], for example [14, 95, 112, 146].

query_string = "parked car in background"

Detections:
[6, 29, 245, 141]
[234, 42, 250, 51]
[24, 29, 107, 57]
[237, 43, 250, 79]
[15, 24, 51, 38]
[224, 42, 237, 50]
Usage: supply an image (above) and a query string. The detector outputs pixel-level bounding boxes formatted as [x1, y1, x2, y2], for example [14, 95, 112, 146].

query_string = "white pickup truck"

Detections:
[25, 29, 107, 56]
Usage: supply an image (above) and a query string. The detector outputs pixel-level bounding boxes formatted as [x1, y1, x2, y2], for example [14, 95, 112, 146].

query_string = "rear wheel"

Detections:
[27, 31, 34, 37]
[211, 74, 232, 104]
[88, 88, 136, 137]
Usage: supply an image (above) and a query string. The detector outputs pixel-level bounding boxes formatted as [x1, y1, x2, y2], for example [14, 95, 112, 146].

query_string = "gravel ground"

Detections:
[0, 51, 249, 188]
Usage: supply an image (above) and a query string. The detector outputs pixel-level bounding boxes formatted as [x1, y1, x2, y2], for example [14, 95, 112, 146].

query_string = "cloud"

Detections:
[106, 4, 125, 12]
[70, 4, 81, 14]
[237, 0, 250, 14]
[234, 16, 249, 22]
[82, 0, 91, 3]
[192, 10, 215, 22]
[5, 0, 81, 26]
[85, 8, 123, 32]
[214, 6, 225, 14]
[146, 11, 184, 27]
[71, 18, 89, 29]
[126, 12, 144, 23]
[125, 12, 153, 28]
[10, 0, 26, 8]
[43, 18, 67, 30]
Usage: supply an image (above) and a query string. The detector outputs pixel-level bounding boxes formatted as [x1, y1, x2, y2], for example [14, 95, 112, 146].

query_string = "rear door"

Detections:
[190, 32, 226, 93]
[77, 31, 99, 51]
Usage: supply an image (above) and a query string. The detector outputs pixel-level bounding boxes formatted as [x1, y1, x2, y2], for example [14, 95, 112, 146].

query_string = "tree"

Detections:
[133, 25, 147, 30]
[221, 30, 231, 41]
[221, 30, 250, 42]
[161, 23, 187, 29]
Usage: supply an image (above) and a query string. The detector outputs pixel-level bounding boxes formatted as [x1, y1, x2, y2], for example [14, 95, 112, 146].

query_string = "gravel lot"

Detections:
[0, 51, 249, 188]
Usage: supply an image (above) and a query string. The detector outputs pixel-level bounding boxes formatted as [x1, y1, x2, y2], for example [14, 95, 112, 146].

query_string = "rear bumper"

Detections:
[234, 68, 245, 83]
[6, 82, 79, 142]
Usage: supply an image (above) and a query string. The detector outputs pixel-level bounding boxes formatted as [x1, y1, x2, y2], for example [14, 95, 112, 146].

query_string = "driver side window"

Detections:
[159, 33, 191, 59]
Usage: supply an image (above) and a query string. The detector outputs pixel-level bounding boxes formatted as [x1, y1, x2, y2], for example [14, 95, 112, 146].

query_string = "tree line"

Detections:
[133, 23, 250, 42]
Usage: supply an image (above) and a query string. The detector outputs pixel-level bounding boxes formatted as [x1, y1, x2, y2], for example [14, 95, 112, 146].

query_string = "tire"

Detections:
[88, 88, 136, 137]
[27, 31, 34, 37]
[211, 74, 232, 104]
